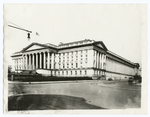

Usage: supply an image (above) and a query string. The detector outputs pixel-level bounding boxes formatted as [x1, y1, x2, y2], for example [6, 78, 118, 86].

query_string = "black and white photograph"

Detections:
[3, 3, 148, 114]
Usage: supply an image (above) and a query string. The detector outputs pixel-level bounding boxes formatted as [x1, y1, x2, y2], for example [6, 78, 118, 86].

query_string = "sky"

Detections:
[3, 4, 147, 66]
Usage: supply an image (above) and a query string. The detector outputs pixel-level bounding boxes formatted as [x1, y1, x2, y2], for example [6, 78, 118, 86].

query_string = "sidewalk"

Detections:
[8, 80, 95, 84]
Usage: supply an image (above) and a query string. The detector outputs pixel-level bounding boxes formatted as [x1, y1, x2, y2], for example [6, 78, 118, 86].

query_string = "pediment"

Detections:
[96, 43, 104, 49]
[21, 43, 48, 52]
[94, 41, 108, 51]
[21, 42, 57, 53]
[26, 45, 45, 51]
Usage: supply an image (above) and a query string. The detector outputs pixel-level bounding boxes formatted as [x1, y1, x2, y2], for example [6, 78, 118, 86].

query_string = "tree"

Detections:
[8, 65, 12, 73]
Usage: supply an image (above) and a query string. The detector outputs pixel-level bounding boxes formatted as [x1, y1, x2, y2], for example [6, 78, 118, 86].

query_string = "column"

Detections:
[105, 56, 107, 70]
[54, 54, 55, 69]
[99, 53, 101, 69]
[25, 55, 28, 70]
[97, 52, 99, 68]
[95, 51, 97, 68]
[104, 55, 106, 70]
[36, 53, 38, 69]
[22, 55, 25, 70]
[101, 54, 103, 69]
[47, 52, 50, 69]
[29, 54, 31, 70]
[40, 53, 42, 69]
[101, 53, 103, 69]
[51, 53, 54, 69]
[100, 53, 101, 69]
[43, 52, 46, 69]
[16, 59, 18, 70]
[32, 54, 35, 70]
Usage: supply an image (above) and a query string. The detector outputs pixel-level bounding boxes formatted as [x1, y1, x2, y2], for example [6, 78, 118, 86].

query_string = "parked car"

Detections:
[108, 78, 113, 81]
[134, 75, 142, 83]
[128, 77, 134, 85]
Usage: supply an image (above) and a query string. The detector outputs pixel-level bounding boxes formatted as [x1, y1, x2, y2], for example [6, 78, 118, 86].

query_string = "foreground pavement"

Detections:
[8, 80, 141, 110]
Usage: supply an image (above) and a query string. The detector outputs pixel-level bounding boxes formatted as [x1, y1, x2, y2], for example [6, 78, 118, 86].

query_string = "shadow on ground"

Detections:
[8, 94, 105, 110]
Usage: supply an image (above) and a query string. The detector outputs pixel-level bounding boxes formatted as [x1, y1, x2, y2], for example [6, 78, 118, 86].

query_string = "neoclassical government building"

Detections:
[11, 39, 140, 80]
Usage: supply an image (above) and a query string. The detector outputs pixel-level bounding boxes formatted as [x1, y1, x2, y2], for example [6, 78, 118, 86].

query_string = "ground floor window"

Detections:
[85, 70, 87, 75]
[66, 71, 68, 75]
[71, 71, 72, 75]
[80, 71, 82, 75]
[75, 71, 77, 75]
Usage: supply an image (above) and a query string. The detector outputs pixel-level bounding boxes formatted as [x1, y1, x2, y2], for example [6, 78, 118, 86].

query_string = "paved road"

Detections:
[8, 80, 141, 110]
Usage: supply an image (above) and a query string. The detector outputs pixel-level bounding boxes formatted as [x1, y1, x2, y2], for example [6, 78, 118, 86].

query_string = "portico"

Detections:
[22, 51, 55, 70]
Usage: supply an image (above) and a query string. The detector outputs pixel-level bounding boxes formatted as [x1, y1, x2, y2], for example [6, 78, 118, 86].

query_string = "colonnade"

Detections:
[14, 49, 107, 72]
[22, 51, 55, 70]
[94, 50, 106, 70]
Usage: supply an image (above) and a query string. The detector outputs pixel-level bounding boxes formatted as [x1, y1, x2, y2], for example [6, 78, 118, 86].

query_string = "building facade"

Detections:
[11, 39, 140, 80]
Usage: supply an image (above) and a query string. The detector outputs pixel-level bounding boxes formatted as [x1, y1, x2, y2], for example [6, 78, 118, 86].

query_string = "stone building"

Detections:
[11, 39, 140, 80]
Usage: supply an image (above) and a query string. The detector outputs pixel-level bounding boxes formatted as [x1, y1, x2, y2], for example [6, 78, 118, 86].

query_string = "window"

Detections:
[80, 71, 82, 75]
[76, 63, 78, 68]
[62, 71, 64, 75]
[71, 71, 72, 75]
[75, 71, 77, 75]
[66, 71, 68, 75]
[85, 70, 87, 75]
[85, 58, 88, 63]
[67, 64, 69, 68]
[55, 71, 57, 75]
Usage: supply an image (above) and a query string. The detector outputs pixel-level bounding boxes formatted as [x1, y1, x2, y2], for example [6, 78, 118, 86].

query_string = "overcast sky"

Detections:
[4, 4, 147, 66]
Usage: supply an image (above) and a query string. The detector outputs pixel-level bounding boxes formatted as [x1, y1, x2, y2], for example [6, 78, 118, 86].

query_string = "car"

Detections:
[108, 78, 113, 81]
[128, 77, 134, 85]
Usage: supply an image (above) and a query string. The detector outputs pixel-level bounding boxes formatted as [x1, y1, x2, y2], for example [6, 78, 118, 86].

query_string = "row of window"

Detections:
[58, 70, 87, 75]
[59, 50, 88, 55]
